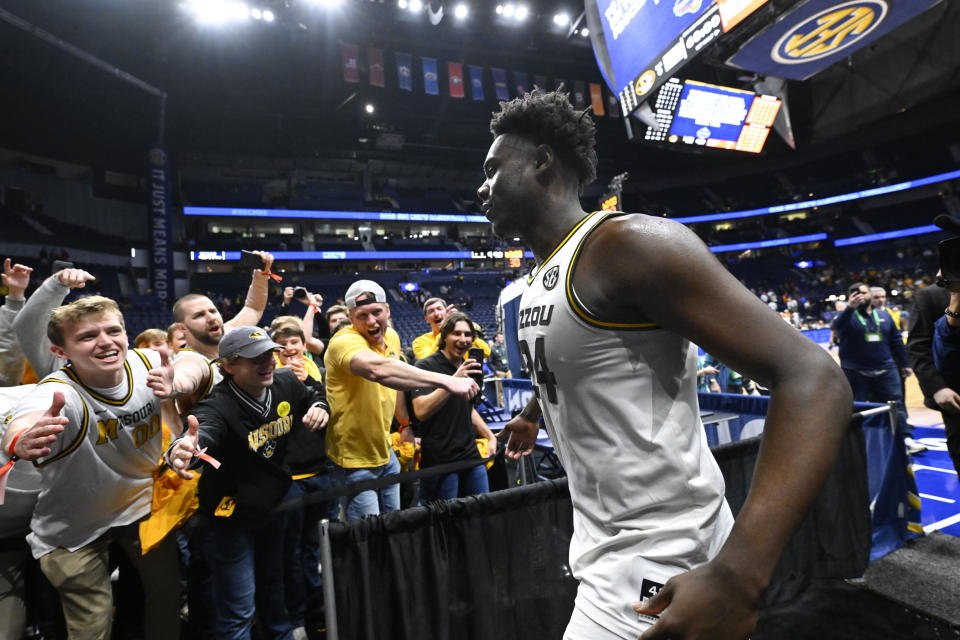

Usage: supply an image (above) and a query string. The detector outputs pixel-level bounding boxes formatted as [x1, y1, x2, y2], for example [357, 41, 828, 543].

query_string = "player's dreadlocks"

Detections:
[489, 86, 598, 193]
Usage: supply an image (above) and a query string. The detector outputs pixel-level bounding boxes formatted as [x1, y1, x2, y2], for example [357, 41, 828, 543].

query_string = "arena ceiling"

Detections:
[1, 0, 958, 196]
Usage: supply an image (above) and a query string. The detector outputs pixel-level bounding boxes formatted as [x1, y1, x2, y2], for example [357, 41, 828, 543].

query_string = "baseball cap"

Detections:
[344, 279, 387, 309]
[218, 325, 282, 359]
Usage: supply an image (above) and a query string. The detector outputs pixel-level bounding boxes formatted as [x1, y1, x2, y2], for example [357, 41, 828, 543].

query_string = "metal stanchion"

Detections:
[320, 518, 339, 640]
[886, 400, 898, 434]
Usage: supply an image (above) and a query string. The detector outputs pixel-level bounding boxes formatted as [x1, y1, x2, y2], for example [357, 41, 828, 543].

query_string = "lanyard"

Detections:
[855, 309, 882, 342]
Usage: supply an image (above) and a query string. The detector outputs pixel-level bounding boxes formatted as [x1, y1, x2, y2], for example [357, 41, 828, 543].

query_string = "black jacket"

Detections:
[907, 284, 956, 410]
[191, 368, 327, 524]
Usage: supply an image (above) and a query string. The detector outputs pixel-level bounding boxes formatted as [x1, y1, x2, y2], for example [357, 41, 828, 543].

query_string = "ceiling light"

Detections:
[495, 4, 503, 14]
[581, 27, 589, 36]
[182, 0, 251, 25]
[263, 8, 274, 21]
[398, 0, 407, 7]
[454, 3, 468, 19]
[553, 12, 569, 26]
[515, 5, 528, 20]
[365, 103, 375, 114]
[409, 0, 422, 11]
[503, 3, 514, 17]
[251, 7, 262, 18]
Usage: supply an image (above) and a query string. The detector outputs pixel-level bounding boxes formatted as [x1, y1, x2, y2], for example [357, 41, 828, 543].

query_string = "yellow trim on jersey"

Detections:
[34, 379, 90, 467]
[565, 212, 659, 330]
[131, 348, 153, 371]
[526, 214, 596, 284]
[176, 347, 216, 400]
[291, 471, 320, 481]
[62, 359, 134, 405]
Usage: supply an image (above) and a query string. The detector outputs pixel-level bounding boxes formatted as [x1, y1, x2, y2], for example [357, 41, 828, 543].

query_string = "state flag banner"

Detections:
[514, 71, 528, 96]
[368, 47, 385, 88]
[607, 90, 621, 118]
[342, 43, 359, 83]
[573, 81, 586, 110]
[468, 65, 485, 101]
[448, 62, 465, 98]
[590, 83, 606, 117]
[492, 68, 509, 101]
[422, 57, 439, 95]
[396, 52, 413, 91]
[534, 74, 548, 91]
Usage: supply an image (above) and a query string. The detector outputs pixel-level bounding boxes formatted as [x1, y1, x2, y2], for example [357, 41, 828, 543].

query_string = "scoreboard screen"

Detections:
[643, 78, 780, 153]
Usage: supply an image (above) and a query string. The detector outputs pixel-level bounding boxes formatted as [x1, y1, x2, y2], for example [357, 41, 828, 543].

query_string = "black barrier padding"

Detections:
[328, 480, 578, 640]
[327, 420, 872, 636]
[713, 420, 872, 606]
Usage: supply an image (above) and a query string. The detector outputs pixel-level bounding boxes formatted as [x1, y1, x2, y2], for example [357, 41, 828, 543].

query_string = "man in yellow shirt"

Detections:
[324, 281, 479, 519]
[411, 297, 491, 361]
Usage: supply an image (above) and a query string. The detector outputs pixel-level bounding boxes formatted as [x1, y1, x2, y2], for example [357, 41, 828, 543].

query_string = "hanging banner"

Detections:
[589, 83, 606, 116]
[492, 68, 509, 100]
[396, 52, 413, 91]
[448, 62, 465, 98]
[514, 71, 528, 95]
[147, 146, 173, 305]
[534, 74, 548, 91]
[368, 47, 385, 87]
[606, 90, 621, 117]
[573, 81, 587, 110]
[468, 65, 485, 101]
[341, 42, 359, 83]
[422, 57, 439, 95]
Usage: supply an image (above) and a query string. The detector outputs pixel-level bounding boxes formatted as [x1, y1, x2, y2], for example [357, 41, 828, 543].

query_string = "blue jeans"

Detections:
[328, 451, 401, 521]
[419, 462, 489, 504]
[843, 367, 909, 430]
[202, 516, 293, 640]
[283, 473, 329, 627]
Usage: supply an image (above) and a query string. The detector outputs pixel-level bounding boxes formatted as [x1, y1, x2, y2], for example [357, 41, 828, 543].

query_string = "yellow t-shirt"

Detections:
[324, 326, 402, 468]
[411, 331, 491, 362]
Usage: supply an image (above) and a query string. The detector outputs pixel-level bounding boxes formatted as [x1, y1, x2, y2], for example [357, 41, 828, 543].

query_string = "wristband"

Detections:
[398, 419, 411, 428]
[264, 270, 283, 283]
[945, 308, 960, 319]
[7, 431, 22, 458]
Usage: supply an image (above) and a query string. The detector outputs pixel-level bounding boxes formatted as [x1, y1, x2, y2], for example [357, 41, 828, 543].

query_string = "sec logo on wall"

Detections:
[772, 0, 887, 64]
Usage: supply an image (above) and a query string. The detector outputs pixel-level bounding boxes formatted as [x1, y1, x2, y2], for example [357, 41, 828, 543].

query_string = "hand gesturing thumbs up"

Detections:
[146, 346, 177, 399]
[11, 391, 68, 461]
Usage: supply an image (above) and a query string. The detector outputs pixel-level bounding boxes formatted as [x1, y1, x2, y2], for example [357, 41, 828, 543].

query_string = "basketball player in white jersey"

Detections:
[1, 296, 180, 640]
[167, 250, 275, 413]
[480, 90, 852, 640]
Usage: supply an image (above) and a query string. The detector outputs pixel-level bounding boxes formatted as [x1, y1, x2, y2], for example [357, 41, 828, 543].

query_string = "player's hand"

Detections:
[252, 251, 274, 275]
[53, 268, 95, 289]
[13, 392, 68, 460]
[444, 375, 478, 400]
[2, 258, 33, 297]
[635, 560, 760, 640]
[283, 286, 294, 303]
[497, 413, 538, 459]
[303, 405, 329, 431]
[934, 387, 960, 413]
[169, 416, 201, 479]
[146, 346, 176, 398]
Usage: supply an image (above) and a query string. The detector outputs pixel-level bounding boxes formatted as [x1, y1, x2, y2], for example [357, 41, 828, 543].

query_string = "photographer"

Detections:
[911, 219, 960, 477]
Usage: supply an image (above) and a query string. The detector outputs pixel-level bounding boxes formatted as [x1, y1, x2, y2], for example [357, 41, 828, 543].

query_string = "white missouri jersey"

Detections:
[517, 211, 733, 638]
[14, 349, 164, 558]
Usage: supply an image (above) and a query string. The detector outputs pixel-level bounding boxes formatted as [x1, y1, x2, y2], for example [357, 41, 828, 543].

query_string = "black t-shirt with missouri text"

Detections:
[412, 352, 481, 468]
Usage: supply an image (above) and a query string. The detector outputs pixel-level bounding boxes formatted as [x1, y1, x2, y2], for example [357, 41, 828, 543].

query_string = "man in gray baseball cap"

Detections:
[217, 325, 283, 360]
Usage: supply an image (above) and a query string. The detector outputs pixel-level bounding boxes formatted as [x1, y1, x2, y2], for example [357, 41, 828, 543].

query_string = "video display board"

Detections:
[642, 78, 781, 153]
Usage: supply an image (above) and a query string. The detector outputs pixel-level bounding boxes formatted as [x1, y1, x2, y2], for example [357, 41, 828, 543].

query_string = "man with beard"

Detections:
[482, 89, 851, 640]
[168, 251, 274, 413]
[411, 297, 490, 361]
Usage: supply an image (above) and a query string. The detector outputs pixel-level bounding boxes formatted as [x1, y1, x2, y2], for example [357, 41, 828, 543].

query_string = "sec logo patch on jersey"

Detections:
[543, 265, 560, 290]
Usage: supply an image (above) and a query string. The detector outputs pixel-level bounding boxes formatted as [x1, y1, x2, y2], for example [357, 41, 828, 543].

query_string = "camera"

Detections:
[937, 237, 960, 286]
[293, 287, 308, 300]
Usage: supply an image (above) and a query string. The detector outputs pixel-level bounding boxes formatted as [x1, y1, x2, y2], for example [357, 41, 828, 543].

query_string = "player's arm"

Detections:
[227, 251, 274, 329]
[575, 216, 852, 640]
[167, 354, 211, 399]
[498, 395, 541, 458]
[348, 350, 478, 399]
